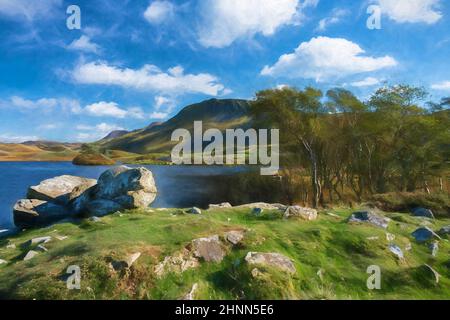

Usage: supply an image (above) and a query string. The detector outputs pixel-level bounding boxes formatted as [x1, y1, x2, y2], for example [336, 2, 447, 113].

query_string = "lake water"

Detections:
[0, 162, 251, 229]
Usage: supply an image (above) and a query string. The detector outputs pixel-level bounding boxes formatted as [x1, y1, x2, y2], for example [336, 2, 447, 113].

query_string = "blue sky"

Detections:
[0, 0, 449, 143]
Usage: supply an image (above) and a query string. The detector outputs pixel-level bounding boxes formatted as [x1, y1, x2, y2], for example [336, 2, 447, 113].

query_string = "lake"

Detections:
[0, 162, 252, 229]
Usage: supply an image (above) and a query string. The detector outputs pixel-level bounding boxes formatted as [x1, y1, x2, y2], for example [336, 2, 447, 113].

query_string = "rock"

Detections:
[26, 236, 52, 246]
[0, 259, 7, 265]
[23, 250, 39, 261]
[429, 241, 439, 257]
[37, 245, 48, 252]
[421, 264, 440, 284]
[236, 203, 287, 211]
[405, 242, 412, 251]
[252, 208, 263, 216]
[188, 207, 202, 215]
[68, 179, 98, 201]
[85, 200, 123, 217]
[367, 236, 379, 241]
[95, 166, 157, 206]
[55, 235, 68, 241]
[326, 212, 340, 219]
[412, 207, 435, 219]
[388, 244, 404, 260]
[191, 235, 225, 263]
[27, 175, 96, 205]
[411, 227, 441, 243]
[13, 199, 70, 228]
[386, 233, 395, 242]
[284, 206, 318, 221]
[438, 226, 450, 235]
[245, 252, 296, 274]
[182, 283, 198, 300]
[154, 249, 199, 278]
[111, 252, 141, 271]
[6, 243, 16, 249]
[208, 203, 232, 210]
[348, 210, 390, 229]
[89, 216, 101, 222]
[225, 230, 245, 245]
[251, 268, 263, 278]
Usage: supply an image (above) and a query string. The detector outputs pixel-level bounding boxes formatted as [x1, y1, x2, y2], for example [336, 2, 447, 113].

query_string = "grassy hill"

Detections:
[0, 142, 80, 162]
[0, 207, 449, 300]
[95, 98, 251, 155]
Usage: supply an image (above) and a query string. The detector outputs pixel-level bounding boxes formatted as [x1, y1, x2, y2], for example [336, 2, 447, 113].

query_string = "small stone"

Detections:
[188, 207, 202, 215]
[225, 230, 245, 245]
[438, 226, 450, 235]
[37, 245, 48, 252]
[429, 241, 439, 257]
[251, 268, 263, 278]
[367, 236, 379, 241]
[411, 227, 441, 243]
[326, 212, 340, 218]
[26, 236, 52, 246]
[389, 244, 404, 260]
[245, 252, 296, 274]
[405, 242, 412, 251]
[89, 216, 101, 222]
[411, 208, 435, 219]
[386, 233, 395, 242]
[252, 208, 263, 216]
[422, 264, 440, 284]
[6, 243, 16, 249]
[111, 252, 141, 271]
[284, 206, 318, 221]
[348, 210, 390, 229]
[182, 283, 198, 300]
[55, 235, 68, 241]
[0, 259, 7, 265]
[23, 250, 39, 261]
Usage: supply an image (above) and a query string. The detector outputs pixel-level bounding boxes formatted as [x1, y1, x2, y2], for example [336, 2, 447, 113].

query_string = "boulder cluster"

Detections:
[13, 166, 158, 228]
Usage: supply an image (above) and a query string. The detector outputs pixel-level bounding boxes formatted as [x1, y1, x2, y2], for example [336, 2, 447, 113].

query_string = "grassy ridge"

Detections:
[0, 207, 449, 300]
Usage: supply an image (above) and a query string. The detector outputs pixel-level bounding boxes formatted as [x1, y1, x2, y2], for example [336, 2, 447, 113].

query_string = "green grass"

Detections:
[0, 207, 449, 300]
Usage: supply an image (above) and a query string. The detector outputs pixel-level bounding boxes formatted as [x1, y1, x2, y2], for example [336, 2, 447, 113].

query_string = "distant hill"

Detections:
[99, 130, 130, 142]
[96, 98, 252, 154]
[0, 141, 80, 161]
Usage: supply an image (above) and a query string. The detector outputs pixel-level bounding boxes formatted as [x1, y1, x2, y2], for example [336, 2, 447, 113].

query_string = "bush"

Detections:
[369, 192, 450, 217]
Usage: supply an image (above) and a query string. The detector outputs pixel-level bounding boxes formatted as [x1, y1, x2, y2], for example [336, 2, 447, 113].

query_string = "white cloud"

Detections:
[316, 8, 349, 31]
[378, 0, 442, 24]
[84, 101, 145, 119]
[150, 112, 169, 120]
[0, 134, 40, 143]
[0, 0, 61, 21]
[2, 96, 82, 113]
[72, 61, 226, 96]
[144, 1, 175, 24]
[38, 124, 59, 130]
[261, 37, 397, 82]
[350, 77, 381, 87]
[431, 81, 450, 91]
[197, 0, 317, 48]
[67, 35, 101, 54]
[75, 123, 125, 142]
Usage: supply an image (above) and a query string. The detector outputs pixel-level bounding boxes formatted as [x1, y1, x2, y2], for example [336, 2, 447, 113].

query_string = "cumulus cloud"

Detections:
[378, 0, 442, 24]
[84, 101, 145, 119]
[144, 1, 175, 24]
[197, 0, 317, 48]
[0, 0, 61, 20]
[350, 77, 381, 87]
[75, 123, 125, 142]
[431, 81, 450, 91]
[316, 8, 349, 31]
[71, 61, 226, 96]
[261, 37, 397, 82]
[67, 35, 101, 54]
